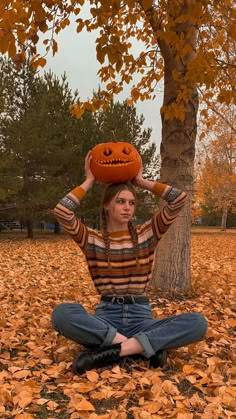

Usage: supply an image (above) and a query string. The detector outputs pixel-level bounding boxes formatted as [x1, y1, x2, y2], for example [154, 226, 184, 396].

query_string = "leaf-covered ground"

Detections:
[0, 231, 235, 419]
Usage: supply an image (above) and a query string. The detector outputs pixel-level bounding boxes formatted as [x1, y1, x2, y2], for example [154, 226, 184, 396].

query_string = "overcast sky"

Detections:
[40, 17, 163, 151]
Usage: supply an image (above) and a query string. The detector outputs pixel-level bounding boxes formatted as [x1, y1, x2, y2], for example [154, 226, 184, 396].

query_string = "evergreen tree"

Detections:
[0, 59, 89, 236]
[0, 59, 159, 235]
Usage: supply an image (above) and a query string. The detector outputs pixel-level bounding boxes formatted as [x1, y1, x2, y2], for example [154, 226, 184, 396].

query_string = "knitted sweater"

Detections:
[54, 182, 187, 296]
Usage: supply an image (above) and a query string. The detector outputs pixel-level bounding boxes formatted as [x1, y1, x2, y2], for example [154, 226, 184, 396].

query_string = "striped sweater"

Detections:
[54, 183, 187, 296]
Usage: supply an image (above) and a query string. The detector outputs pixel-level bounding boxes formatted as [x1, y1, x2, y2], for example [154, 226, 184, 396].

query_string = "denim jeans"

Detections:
[52, 301, 207, 358]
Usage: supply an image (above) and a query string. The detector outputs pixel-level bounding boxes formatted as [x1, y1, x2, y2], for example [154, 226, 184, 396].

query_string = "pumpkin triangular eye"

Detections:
[103, 147, 112, 156]
[123, 146, 131, 155]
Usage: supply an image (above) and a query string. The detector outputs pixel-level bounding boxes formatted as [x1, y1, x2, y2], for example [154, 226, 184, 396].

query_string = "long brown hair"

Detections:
[100, 182, 139, 267]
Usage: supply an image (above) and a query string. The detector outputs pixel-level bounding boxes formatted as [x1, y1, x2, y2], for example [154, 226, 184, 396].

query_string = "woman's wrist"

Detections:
[135, 178, 155, 192]
[80, 177, 95, 192]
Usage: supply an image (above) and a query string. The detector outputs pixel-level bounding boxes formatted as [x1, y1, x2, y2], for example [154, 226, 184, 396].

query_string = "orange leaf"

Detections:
[226, 318, 236, 327]
[74, 399, 95, 411]
[145, 401, 162, 414]
[18, 395, 33, 409]
[86, 370, 99, 382]
[47, 400, 58, 410]
[13, 369, 32, 379]
[37, 398, 49, 405]
[75, 382, 95, 393]
[183, 365, 196, 374]
[162, 380, 180, 395]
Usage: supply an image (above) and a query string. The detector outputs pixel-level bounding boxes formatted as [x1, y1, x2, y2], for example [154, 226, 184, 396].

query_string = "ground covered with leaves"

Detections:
[0, 230, 235, 419]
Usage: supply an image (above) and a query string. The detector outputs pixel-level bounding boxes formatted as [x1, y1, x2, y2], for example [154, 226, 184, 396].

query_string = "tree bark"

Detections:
[221, 206, 228, 230]
[150, 6, 199, 292]
[151, 90, 198, 292]
[54, 219, 61, 234]
[27, 219, 34, 239]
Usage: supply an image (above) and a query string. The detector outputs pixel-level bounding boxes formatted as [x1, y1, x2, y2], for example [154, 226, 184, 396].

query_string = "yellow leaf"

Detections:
[123, 380, 136, 391]
[37, 398, 49, 405]
[40, 358, 53, 365]
[30, 57, 47, 69]
[145, 401, 162, 413]
[162, 380, 180, 395]
[60, 18, 70, 29]
[13, 369, 32, 379]
[183, 365, 196, 374]
[47, 400, 58, 410]
[140, 0, 153, 11]
[8, 40, 17, 58]
[70, 104, 85, 118]
[86, 370, 99, 382]
[226, 318, 236, 327]
[18, 395, 33, 408]
[52, 39, 58, 56]
[76, 382, 95, 393]
[74, 399, 95, 411]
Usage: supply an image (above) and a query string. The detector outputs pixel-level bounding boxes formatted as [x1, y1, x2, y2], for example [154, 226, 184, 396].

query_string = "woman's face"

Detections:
[104, 189, 136, 229]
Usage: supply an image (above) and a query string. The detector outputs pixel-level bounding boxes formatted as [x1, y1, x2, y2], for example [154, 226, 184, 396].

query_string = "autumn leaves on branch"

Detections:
[0, 0, 235, 121]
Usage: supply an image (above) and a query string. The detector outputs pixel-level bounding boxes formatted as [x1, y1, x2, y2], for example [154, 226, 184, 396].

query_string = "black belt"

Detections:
[101, 295, 149, 304]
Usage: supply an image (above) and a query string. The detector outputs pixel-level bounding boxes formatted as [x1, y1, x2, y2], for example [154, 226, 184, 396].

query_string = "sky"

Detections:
[39, 17, 164, 152]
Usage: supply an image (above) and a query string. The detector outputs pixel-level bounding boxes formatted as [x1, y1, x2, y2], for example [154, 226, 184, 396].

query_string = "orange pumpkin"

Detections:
[90, 142, 141, 184]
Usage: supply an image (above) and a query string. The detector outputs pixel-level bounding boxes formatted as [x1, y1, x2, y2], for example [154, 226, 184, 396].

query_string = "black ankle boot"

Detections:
[149, 350, 167, 368]
[72, 343, 121, 374]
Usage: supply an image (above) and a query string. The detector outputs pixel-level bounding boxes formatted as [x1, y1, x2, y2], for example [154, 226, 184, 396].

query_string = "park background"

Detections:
[0, 0, 236, 418]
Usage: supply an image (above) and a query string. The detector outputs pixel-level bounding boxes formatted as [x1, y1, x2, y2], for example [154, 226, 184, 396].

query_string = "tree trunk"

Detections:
[151, 28, 198, 292]
[143, 2, 199, 292]
[151, 93, 198, 291]
[54, 219, 60, 235]
[27, 219, 34, 238]
[221, 206, 228, 230]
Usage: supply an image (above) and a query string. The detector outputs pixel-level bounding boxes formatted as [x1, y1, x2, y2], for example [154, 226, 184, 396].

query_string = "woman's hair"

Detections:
[100, 182, 139, 267]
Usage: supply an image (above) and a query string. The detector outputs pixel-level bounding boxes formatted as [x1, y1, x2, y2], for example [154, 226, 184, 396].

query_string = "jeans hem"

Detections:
[134, 332, 156, 358]
[100, 326, 117, 348]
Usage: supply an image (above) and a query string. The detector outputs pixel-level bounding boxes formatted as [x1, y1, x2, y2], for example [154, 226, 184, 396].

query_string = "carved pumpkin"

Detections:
[90, 142, 141, 184]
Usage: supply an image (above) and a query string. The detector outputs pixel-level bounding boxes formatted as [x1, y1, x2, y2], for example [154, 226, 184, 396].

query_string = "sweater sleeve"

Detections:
[53, 186, 89, 251]
[151, 182, 187, 242]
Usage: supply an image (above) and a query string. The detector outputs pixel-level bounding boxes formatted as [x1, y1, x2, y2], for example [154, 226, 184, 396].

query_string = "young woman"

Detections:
[52, 153, 207, 374]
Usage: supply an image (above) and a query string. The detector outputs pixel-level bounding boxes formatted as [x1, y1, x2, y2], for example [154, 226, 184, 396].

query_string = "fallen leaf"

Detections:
[74, 399, 95, 411]
[86, 370, 99, 382]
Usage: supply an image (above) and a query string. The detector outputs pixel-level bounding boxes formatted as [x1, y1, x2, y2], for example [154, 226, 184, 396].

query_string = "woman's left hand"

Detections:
[85, 151, 95, 182]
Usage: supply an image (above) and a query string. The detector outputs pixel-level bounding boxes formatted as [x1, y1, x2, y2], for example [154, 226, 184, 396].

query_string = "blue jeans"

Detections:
[52, 301, 207, 358]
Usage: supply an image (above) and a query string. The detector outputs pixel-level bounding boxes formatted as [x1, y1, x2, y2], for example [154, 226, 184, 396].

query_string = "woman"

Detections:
[52, 153, 207, 374]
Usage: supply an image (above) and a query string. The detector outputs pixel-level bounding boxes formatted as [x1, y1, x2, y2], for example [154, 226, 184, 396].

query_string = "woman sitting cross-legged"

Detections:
[52, 152, 207, 374]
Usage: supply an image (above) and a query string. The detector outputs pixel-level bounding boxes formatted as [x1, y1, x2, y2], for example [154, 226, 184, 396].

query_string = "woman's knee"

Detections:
[51, 303, 84, 330]
[189, 312, 208, 339]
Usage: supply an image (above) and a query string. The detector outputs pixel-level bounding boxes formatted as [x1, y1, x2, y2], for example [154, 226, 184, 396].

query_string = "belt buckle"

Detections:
[116, 296, 125, 304]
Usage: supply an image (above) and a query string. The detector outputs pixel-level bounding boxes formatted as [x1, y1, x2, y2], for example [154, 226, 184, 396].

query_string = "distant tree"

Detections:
[195, 106, 236, 229]
[0, 59, 86, 237]
[0, 57, 42, 237]
[0, 60, 159, 235]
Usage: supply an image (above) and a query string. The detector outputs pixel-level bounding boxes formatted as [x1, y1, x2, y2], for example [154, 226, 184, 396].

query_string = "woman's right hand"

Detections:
[133, 158, 145, 188]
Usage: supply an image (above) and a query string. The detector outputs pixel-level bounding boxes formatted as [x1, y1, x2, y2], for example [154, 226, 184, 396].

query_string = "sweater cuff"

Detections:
[152, 182, 169, 198]
[70, 186, 86, 201]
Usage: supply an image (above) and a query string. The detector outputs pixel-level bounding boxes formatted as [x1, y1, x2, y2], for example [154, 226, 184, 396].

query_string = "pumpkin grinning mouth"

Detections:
[95, 159, 134, 165]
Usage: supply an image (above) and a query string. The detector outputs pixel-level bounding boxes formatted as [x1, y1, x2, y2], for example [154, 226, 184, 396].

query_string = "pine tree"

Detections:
[0, 60, 87, 236]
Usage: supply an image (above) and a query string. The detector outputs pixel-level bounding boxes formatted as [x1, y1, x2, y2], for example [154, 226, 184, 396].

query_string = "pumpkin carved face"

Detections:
[90, 142, 141, 184]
